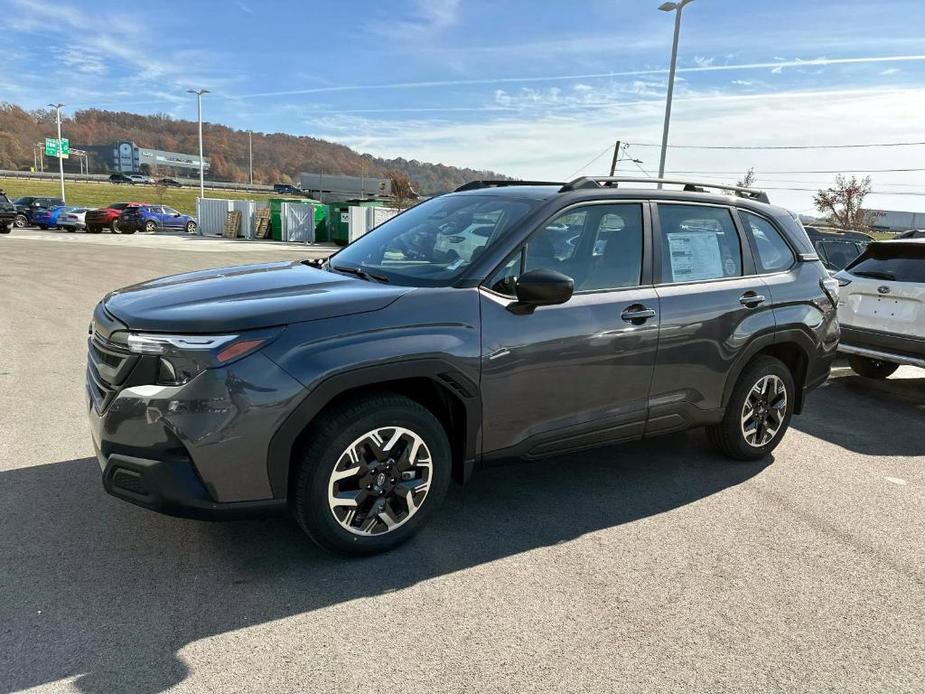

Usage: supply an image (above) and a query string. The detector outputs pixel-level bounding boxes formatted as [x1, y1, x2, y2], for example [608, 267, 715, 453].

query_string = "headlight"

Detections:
[120, 328, 282, 386]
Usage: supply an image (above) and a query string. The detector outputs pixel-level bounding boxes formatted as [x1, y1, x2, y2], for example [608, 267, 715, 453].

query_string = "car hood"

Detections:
[103, 260, 410, 333]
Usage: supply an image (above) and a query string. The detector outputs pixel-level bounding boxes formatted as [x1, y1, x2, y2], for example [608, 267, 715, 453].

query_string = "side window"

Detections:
[487, 204, 644, 295]
[742, 211, 794, 273]
[657, 204, 742, 283]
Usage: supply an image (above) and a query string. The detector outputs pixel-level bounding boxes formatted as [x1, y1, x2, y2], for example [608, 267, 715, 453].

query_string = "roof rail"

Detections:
[454, 179, 564, 192]
[559, 176, 770, 204]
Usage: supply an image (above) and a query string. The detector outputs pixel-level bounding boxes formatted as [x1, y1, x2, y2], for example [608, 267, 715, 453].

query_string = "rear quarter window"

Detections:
[741, 211, 794, 273]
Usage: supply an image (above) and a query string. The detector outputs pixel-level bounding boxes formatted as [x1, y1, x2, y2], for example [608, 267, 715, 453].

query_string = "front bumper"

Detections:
[86, 318, 307, 519]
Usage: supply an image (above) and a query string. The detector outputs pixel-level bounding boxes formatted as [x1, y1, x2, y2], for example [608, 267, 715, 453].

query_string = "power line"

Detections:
[566, 143, 616, 179]
[665, 167, 925, 175]
[627, 140, 925, 151]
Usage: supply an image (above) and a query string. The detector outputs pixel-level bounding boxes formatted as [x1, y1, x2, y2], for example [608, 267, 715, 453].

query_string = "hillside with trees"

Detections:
[0, 103, 509, 195]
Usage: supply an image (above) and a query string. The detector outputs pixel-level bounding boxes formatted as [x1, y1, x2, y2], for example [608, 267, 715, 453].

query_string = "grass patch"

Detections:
[0, 177, 271, 216]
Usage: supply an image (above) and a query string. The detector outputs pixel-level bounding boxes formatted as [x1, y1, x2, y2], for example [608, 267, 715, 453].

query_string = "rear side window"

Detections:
[657, 204, 742, 283]
[741, 211, 794, 273]
[847, 244, 925, 283]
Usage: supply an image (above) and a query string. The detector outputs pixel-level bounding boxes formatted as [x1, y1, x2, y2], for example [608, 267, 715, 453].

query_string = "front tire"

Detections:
[185, 221, 197, 234]
[38, 224, 48, 230]
[707, 355, 795, 461]
[848, 355, 898, 379]
[0, 224, 10, 234]
[87, 225, 101, 234]
[293, 393, 451, 555]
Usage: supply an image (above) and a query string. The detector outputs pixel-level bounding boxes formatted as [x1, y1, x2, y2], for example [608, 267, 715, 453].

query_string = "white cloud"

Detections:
[236, 1, 254, 14]
[367, 0, 460, 42]
[309, 85, 925, 213]
[881, 67, 900, 75]
[694, 56, 715, 67]
[731, 80, 753, 86]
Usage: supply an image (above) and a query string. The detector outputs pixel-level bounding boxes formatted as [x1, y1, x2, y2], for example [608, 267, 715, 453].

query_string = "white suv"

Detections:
[835, 239, 925, 377]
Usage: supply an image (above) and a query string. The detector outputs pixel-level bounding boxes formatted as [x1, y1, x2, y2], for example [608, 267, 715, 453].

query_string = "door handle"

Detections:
[621, 305, 657, 323]
[739, 292, 766, 307]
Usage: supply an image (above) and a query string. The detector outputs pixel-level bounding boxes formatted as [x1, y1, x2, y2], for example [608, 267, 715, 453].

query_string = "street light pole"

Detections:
[248, 130, 253, 186]
[48, 103, 66, 202]
[656, 0, 694, 187]
[187, 89, 209, 198]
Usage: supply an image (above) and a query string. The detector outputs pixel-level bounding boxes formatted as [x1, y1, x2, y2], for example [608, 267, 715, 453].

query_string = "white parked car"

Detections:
[835, 239, 925, 377]
[58, 207, 91, 232]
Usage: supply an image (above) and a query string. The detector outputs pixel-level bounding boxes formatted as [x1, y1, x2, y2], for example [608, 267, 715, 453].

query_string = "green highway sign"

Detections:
[44, 137, 69, 158]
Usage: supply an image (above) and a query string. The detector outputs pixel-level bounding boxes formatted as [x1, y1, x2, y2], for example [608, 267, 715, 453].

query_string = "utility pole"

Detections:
[609, 141, 621, 176]
[248, 130, 253, 186]
[187, 88, 210, 198]
[48, 103, 66, 202]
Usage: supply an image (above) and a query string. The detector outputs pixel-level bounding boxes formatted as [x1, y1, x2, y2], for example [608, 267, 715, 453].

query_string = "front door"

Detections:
[647, 202, 775, 435]
[479, 202, 659, 458]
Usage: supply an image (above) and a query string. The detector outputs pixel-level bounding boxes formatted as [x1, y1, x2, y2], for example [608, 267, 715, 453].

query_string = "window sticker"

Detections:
[667, 232, 724, 281]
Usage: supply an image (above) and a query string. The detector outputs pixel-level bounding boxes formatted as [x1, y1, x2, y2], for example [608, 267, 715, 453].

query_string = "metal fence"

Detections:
[0, 169, 276, 194]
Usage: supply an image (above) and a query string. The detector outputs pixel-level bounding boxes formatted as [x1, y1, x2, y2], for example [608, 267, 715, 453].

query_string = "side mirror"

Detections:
[509, 269, 574, 314]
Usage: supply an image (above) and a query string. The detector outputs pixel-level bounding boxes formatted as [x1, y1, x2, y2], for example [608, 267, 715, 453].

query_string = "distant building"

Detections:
[74, 140, 209, 175]
[298, 172, 391, 203]
[866, 208, 925, 232]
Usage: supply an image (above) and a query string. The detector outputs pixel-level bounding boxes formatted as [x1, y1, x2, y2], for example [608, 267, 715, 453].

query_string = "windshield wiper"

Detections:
[330, 264, 390, 283]
[853, 270, 895, 281]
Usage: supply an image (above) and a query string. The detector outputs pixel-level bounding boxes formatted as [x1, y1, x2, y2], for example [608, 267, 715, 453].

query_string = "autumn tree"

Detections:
[813, 175, 873, 230]
[737, 167, 757, 188]
[388, 171, 416, 209]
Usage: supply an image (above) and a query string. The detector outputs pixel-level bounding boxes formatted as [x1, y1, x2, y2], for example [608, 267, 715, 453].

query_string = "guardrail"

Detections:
[0, 169, 276, 194]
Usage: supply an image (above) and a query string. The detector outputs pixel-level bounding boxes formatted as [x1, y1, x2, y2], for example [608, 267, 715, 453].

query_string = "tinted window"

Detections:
[658, 204, 742, 283]
[847, 244, 925, 283]
[742, 212, 794, 273]
[331, 194, 539, 287]
[816, 239, 864, 271]
[488, 203, 644, 295]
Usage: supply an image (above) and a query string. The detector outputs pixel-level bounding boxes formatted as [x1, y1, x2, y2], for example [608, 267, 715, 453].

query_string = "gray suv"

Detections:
[86, 177, 839, 554]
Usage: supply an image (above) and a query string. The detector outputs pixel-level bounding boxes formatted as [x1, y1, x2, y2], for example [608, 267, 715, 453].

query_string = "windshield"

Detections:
[329, 194, 538, 286]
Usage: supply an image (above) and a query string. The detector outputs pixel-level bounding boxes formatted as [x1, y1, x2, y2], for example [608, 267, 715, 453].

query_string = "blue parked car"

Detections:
[116, 205, 198, 235]
[31, 205, 77, 229]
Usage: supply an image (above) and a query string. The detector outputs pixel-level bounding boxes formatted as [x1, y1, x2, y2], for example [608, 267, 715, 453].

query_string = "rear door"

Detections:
[648, 202, 775, 434]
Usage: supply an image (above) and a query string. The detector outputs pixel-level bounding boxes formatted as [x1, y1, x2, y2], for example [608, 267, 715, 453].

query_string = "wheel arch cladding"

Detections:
[723, 339, 811, 414]
[267, 361, 481, 499]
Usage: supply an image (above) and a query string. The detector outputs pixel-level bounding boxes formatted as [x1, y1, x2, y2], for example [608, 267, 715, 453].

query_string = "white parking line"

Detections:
[884, 476, 908, 486]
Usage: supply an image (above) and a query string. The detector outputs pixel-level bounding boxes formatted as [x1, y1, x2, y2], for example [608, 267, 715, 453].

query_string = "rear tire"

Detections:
[87, 225, 101, 233]
[0, 224, 10, 234]
[707, 355, 795, 462]
[38, 224, 48, 230]
[848, 355, 898, 379]
[13, 214, 27, 228]
[144, 220, 156, 233]
[293, 393, 451, 555]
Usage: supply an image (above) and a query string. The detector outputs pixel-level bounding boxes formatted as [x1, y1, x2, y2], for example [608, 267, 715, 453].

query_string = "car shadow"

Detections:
[0, 431, 768, 693]
[791, 370, 925, 456]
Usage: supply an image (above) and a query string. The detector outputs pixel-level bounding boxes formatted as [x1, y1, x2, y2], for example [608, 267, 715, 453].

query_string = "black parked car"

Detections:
[86, 177, 839, 554]
[0, 190, 16, 232]
[12, 196, 64, 228]
[109, 173, 135, 185]
[156, 177, 182, 188]
[803, 225, 873, 272]
[273, 183, 303, 195]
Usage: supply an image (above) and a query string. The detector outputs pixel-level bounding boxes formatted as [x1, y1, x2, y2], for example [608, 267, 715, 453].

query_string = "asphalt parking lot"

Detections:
[1, 229, 924, 694]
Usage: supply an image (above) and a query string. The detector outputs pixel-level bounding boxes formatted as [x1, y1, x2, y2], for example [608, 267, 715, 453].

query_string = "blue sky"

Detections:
[4, 0, 925, 212]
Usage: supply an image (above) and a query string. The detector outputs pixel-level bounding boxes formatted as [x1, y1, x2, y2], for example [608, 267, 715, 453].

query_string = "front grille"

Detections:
[87, 333, 138, 413]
